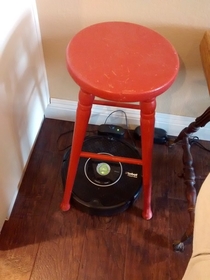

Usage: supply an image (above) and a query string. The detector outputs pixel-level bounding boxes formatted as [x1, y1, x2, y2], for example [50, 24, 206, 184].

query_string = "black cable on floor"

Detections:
[104, 109, 137, 149]
[56, 129, 98, 151]
[189, 136, 210, 152]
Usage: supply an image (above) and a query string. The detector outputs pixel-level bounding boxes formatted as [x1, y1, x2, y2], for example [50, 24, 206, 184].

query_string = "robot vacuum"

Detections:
[61, 136, 142, 216]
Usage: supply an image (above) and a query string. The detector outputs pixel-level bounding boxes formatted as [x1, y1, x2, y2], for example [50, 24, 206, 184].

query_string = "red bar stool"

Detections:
[61, 22, 179, 220]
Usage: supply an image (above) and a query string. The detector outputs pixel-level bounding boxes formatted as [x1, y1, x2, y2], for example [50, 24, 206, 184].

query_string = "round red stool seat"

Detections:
[61, 21, 179, 220]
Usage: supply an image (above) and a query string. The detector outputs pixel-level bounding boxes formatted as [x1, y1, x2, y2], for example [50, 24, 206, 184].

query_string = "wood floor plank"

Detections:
[0, 147, 62, 279]
[29, 168, 87, 280]
[34, 119, 74, 154]
[86, 211, 130, 236]
[124, 159, 171, 280]
[0, 215, 45, 280]
[1, 119, 210, 280]
[124, 198, 170, 280]
[78, 229, 127, 280]
[168, 197, 192, 280]
[30, 210, 87, 280]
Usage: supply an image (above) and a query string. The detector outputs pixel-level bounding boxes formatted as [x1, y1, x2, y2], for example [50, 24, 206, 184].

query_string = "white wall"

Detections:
[36, 0, 210, 118]
[0, 0, 49, 231]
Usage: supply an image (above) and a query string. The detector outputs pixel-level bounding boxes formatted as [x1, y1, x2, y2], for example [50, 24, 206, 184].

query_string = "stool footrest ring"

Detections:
[80, 151, 143, 166]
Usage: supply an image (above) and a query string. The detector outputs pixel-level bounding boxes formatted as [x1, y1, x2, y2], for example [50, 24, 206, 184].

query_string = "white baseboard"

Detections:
[45, 98, 210, 141]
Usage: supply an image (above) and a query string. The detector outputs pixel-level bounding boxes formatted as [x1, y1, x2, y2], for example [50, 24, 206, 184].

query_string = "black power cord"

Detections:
[103, 109, 137, 148]
[56, 128, 98, 151]
[57, 109, 137, 152]
[189, 136, 210, 152]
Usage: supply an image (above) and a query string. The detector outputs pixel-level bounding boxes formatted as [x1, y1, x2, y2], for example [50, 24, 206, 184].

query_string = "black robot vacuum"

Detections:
[61, 135, 142, 216]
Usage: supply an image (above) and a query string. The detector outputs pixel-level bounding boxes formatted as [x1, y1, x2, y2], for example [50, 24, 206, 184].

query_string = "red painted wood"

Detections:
[61, 22, 179, 220]
[60, 90, 94, 211]
[140, 99, 156, 219]
[66, 22, 179, 102]
[93, 99, 141, 110]
[80, 152, 143, 166]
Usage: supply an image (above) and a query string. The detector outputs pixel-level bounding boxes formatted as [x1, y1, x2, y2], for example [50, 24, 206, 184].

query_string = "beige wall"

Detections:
[36, 0, 210, 118]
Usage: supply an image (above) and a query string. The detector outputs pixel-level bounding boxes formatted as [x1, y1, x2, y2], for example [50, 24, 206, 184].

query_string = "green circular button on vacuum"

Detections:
[96, 162, 111, 176]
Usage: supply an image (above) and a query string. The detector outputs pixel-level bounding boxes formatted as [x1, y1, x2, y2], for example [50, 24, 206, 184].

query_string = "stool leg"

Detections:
[60, 90, 94, 211]
[140, 99, 156, 220]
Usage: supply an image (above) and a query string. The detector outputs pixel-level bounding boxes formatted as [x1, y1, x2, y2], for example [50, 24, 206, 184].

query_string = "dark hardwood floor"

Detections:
[0, 118, 210, 280]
